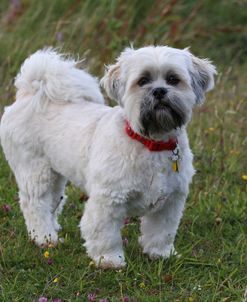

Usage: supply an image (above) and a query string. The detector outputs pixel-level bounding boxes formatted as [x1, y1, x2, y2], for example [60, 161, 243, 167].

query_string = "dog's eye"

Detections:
[138, 77, 150, 86]
[166, 75, 180, 86]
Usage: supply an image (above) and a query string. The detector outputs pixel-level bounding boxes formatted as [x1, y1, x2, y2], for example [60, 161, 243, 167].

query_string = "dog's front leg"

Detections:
[80, 195, 126, 268]
[139, 193, 187, 259]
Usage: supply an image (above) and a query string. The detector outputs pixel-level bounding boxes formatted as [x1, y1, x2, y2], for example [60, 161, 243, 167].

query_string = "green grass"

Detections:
[0, 1, 247, 301]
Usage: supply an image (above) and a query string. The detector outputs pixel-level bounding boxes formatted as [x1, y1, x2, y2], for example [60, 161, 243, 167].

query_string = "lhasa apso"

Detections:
[0, 46, 216, 268]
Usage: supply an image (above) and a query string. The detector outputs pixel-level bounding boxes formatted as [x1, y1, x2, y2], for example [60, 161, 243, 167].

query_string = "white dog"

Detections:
[0, 46, 216, 268]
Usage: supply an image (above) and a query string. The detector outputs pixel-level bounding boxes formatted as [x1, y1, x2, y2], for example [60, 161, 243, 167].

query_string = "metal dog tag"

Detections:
[170, 145, 181, 173]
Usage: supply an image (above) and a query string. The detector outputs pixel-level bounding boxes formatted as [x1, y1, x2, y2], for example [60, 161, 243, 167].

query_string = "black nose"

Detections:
[152, 87, 168, 100]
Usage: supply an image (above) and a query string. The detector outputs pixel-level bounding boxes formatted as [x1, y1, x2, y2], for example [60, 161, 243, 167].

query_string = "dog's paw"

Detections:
[94, 253, 126, 269]
[29, 230, 58, 248]
[150, 247, 177, 260]
[142, 244, 177, 260]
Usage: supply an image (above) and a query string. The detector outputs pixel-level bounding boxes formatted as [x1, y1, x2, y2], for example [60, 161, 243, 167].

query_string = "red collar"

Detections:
[125, 121, 177, 152]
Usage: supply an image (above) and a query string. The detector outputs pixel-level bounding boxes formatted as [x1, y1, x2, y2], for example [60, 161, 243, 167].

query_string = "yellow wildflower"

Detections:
[53, 277, 59, 283]
[204, 127, 216, 134]
[139, 282, 145, 288]
[89, 261, 95, 267]
[242, 175, 247, 181]
[43, 251, 49, 258]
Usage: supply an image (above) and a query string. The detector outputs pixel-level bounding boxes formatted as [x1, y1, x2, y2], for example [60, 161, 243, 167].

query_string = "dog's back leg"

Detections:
[50, 172, 67, 232]
[15, 157, 62, 247]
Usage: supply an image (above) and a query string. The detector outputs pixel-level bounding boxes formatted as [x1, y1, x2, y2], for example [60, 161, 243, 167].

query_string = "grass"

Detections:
[0, 1, 247, 301]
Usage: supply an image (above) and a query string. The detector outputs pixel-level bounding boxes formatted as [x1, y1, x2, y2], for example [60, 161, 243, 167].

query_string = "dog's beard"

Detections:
[140, 93, 189, 136]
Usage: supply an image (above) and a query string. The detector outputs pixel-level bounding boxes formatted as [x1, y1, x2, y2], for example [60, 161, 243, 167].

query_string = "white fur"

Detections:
[0, 47, 215, 268]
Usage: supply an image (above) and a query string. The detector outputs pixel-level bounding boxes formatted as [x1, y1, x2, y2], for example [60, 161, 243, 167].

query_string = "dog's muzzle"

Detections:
[140, 93, 189, 135]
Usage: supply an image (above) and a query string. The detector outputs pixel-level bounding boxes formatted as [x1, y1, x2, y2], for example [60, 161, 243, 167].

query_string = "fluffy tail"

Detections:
[15, 48, 105, 107]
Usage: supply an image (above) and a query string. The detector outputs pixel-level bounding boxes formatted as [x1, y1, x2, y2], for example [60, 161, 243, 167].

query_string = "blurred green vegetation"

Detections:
[0, 0, 247, 109]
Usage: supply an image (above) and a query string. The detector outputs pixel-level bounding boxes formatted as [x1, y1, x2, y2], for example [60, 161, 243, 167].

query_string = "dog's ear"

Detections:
[101, 47, 135, 106]
[100, 62, 123, 104]
[188, 51, 217, 104]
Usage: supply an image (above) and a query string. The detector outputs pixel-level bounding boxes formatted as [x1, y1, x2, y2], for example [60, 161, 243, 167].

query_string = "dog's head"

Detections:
[101, 46, 216, 138]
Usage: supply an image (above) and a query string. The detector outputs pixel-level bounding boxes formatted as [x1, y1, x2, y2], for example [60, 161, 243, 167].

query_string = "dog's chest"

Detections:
[146, 158, 176, 200]
[126, 152, 184, 215]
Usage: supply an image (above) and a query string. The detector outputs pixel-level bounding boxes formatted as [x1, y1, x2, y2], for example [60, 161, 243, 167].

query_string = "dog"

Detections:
[0, 46, 216, 268]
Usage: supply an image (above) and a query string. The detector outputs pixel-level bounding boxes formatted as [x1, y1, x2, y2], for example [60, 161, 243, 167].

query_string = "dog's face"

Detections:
[101, 46, 216, 138]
